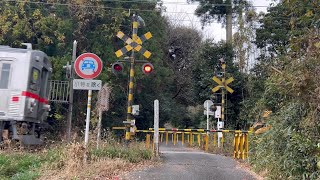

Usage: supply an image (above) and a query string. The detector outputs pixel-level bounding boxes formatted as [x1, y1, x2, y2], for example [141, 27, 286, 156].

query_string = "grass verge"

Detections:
[0, 141, 153, 180]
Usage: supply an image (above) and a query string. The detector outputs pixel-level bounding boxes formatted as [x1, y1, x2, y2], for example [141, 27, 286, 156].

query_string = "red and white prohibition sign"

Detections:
[74, 53, 103, 79]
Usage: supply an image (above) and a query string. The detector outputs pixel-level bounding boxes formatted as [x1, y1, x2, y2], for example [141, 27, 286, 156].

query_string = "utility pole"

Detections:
[226, 0, 232, 44]
[66, 40, 77, 142]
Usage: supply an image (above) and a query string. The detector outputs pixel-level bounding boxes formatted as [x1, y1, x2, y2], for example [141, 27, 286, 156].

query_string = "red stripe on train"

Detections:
[21, 91, 49, 104]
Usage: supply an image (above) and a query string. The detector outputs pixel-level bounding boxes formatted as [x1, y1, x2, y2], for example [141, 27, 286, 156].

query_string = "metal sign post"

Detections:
[154, 99, 159, 156]
[85, 89, 92, 146]
[66, 40, 77, 142]
[74, 53, 103, 148]
[203, 100, 214, 132]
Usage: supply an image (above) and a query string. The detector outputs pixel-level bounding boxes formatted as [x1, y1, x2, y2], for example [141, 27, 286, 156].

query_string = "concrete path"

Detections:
[123, 143, 256, 180]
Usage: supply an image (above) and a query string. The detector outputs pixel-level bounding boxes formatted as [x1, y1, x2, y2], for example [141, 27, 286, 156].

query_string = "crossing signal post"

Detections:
[114, 14, 153, 142]
[211, 60, 234, 147]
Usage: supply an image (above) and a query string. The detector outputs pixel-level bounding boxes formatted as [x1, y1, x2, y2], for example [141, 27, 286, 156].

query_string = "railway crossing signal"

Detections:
[114, 14, 154, 142]
[212, 76, 234, 93]
[115, 31, 152, 58]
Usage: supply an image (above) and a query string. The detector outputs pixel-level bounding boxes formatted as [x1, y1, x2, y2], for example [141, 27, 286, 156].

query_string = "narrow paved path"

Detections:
[123, 143, 256, 180]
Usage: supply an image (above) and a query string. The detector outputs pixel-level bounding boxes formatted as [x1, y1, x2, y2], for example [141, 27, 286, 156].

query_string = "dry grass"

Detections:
[0, 137, 154, 180]
[38, 141, 155, 180]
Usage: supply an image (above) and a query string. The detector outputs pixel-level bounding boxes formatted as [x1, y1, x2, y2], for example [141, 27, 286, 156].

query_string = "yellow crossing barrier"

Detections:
[112, 127, 250, 159]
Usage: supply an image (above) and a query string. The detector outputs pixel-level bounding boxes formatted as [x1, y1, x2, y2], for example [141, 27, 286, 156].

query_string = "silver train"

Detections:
[0, 44, 51, 145]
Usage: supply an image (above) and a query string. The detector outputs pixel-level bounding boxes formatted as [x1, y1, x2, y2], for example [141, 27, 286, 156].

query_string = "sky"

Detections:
[161, 0, 276, 41]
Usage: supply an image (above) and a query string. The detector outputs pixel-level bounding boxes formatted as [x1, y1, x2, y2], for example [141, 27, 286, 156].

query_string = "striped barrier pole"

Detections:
[148, 128, 251, 133]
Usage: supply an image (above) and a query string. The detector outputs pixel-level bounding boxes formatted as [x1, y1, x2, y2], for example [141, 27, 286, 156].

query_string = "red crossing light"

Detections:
[142, 63, 154, 75]
[112, 62, 124, 74]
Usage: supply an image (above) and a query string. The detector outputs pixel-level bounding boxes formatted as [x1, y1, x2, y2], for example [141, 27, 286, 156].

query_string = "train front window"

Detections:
[0, 63, 11, 89]
[30, 68, 40, 91]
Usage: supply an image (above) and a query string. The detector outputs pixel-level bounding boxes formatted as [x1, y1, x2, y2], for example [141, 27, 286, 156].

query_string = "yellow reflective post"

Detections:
[146, 134, 151, 149]
[239, 133, 244, 159]
[166, 131, 169, 145]
[221, 133, 224, 148]
[205, 134, 209, 152]
[235, 133, 240, 158]
[198, 134, 201, 147]
[173, 133, 177, 146]
[213, 133, 217, 146]
[182, 133, 185, 146]
[241, 133, 246, 160]
[190, 133, 193, 146]
[233, 133, 237, 158]
[237, 133, 241, 159]
[245, 133, 249, 158]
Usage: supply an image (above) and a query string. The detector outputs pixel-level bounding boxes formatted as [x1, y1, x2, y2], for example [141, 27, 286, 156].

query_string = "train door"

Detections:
[37, 66, 50, 122]
[0, 60, 12, 118]
[26, 66, 41, 121]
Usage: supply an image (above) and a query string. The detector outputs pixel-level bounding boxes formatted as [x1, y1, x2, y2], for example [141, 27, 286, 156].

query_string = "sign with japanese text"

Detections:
[73, 79, 102, 90]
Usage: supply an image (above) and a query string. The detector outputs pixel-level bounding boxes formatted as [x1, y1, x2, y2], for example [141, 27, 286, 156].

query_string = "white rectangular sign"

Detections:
[73, 79, 102, 90]
[215, 106, 221, 118]
[204, 110, 215, 116]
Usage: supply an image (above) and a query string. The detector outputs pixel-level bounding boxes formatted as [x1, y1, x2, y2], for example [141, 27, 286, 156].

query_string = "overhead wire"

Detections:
[2, 0, 304, 24]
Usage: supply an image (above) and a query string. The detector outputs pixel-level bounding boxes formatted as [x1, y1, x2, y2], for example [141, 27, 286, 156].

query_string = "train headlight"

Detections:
[28, 99, 36, 113]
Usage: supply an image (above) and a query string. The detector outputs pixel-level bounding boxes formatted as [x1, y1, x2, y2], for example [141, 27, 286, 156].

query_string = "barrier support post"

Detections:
[221, 133, 224, 148]
[233, 133, 238, 158]
[205, 134, 209, 152]
[182, 133, 185, 146]
[245, 133, 249, 159]
[241, 133, 245, 160]
[166, 131, 169, 145]
[146, 134, 151, 149]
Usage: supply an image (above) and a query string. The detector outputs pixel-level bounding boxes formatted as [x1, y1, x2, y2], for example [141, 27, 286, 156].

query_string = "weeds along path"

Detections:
[123, 142, 258, 180]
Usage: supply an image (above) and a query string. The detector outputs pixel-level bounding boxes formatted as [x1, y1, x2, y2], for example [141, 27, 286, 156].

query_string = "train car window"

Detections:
[30, 68, 40, 90]
[39, 68, 49, 98]
[0, 63, 11, 89]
